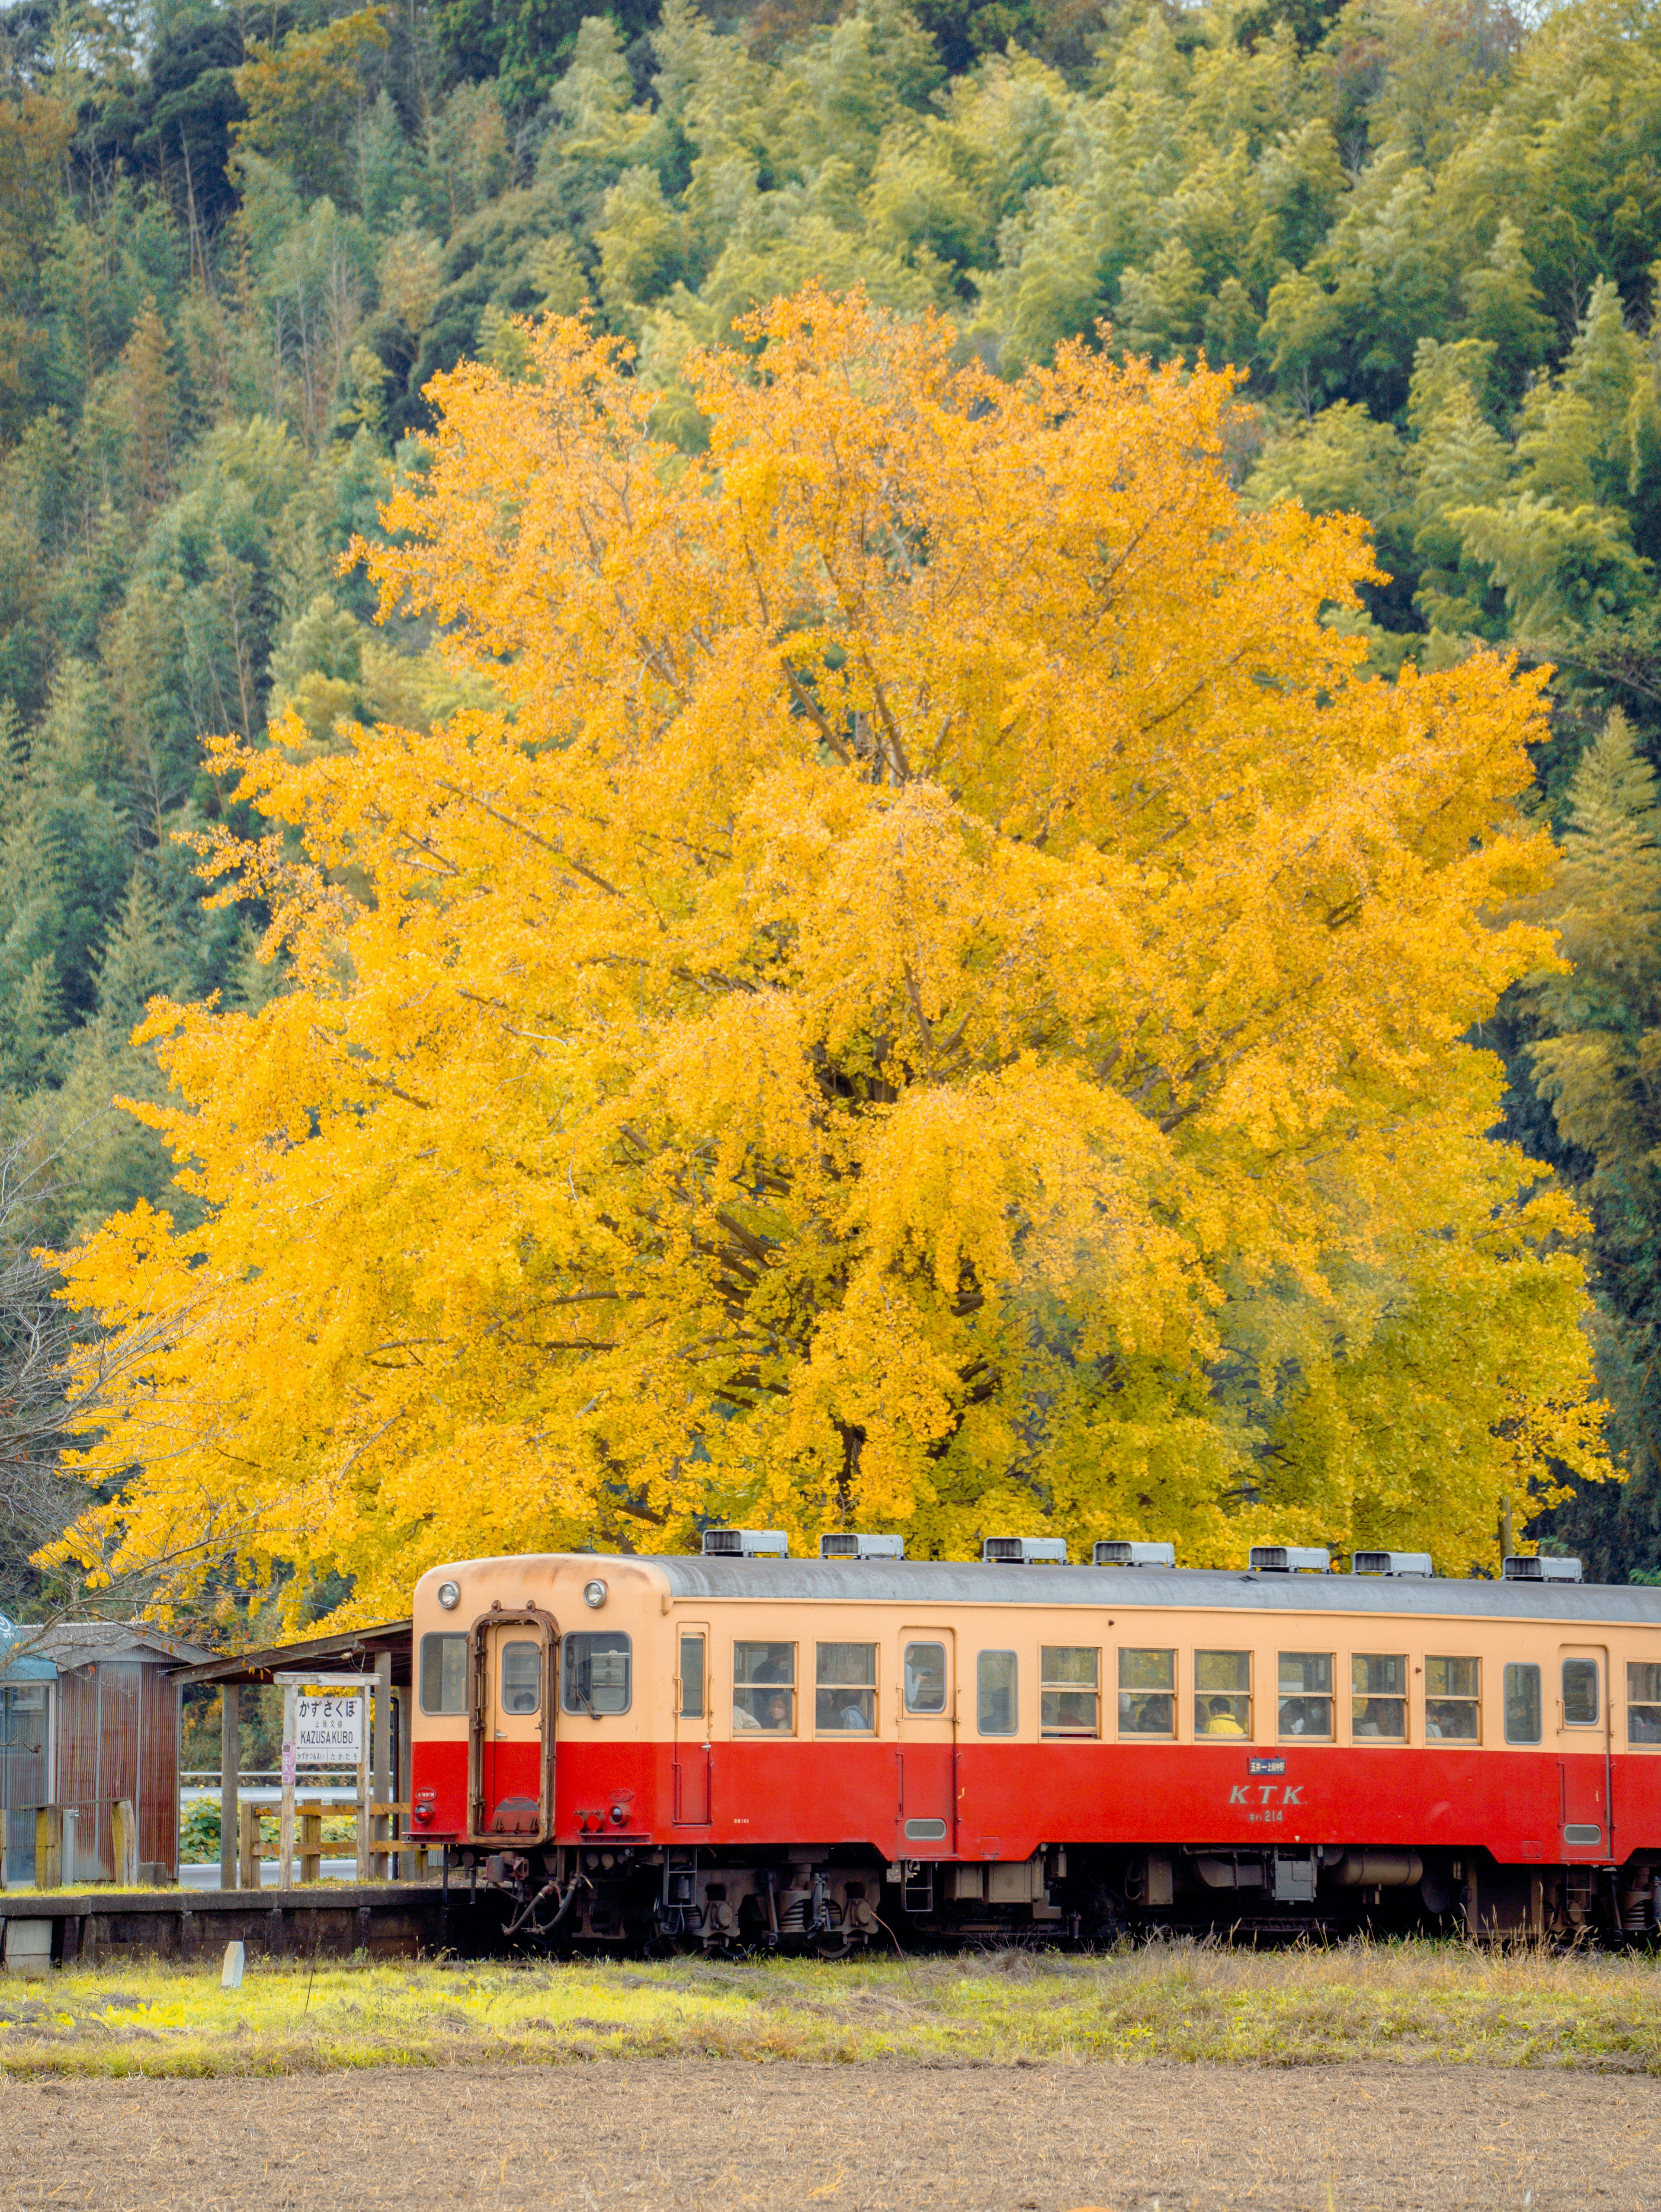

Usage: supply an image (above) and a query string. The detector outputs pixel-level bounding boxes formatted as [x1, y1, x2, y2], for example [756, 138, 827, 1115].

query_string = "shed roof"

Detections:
[28, 1621, 212, 1671]
[0, 1610, 56, 1684]
[168, 1618, 412, 1689]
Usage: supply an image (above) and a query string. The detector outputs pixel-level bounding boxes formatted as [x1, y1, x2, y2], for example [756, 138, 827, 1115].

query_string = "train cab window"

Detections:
[1351, 1654, 1407, 1739]
[1195, 1651, 1251, 1738]
[1041, 1648, 1100, 1737]
[1117, 1649, 1175, 1736]
[1278, 1653, 1333, 1738]
[1628, 1663, 1661, 1744]
[561, 1631, 632, 1716]
[1504, 1662, 1542, 1744]
[816, 1643, 877, 1732]
[1425, 1656, 1479, 1741]
[732, 1642, 795, 1733]
[679, 1632, 706, 1720]
[500, 1639, 541, 1715]
[977, 1650, 1018, 1735]
[1561, 1657, 1600, 1729]
[904, 1642, 947, 1714]
[420, 1632, 468, 1715]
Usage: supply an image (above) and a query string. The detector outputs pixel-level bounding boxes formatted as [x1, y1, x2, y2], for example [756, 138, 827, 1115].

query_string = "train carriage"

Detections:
[407, 1536, 1661, 1946]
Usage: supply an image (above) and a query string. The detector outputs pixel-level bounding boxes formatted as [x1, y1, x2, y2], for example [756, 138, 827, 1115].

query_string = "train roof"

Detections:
[632, 1557, 1661, 1624]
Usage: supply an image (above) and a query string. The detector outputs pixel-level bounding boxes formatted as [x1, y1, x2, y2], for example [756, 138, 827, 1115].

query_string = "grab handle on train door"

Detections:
[895, 1748, 903, 1814]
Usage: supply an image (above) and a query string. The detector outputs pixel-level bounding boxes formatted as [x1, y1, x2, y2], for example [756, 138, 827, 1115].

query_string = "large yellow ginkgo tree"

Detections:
[52, 288, 1607, 1620]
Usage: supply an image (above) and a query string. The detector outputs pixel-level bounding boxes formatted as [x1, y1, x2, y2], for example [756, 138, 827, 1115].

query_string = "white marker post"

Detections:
[274, 1671, 375, 1887]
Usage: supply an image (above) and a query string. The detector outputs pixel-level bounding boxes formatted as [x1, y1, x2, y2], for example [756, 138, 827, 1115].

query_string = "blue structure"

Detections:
[0, 1614, 56, 1885]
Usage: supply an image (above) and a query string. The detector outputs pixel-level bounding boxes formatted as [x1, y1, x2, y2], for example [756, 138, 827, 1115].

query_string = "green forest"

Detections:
[3, 0, 1661, 1613]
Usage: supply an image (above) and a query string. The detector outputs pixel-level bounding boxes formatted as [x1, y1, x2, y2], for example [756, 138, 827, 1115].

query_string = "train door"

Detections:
[673, 1622, 712, 1826]
[1557, 1642, 1612, 1861]
[895, 1629, 956, 1857]
[469, 1608, 555, 1839]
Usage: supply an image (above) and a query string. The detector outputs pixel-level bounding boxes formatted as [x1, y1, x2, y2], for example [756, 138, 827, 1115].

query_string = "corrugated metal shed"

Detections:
[1, 1620, 209, 1885]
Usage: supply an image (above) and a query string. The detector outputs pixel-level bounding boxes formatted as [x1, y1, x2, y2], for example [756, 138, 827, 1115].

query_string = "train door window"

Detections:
[1041, 1648, 1100, 1737]
[679, 1632, 706, 1720]
[1195, 1651, 1251, 1738]
[561, 1631, 632, 1716]
[904, 1642, 947, 1714]
[420, 1632, 468, 1714]
[1117, 1649, 1175, 1736]
[1628, 1663, 1661, 1743]
[1350, 1654, 1406, 1739]
[1562, 1657, 1600, 1728]
[500, 1640, 541, 1716]
[732, 1642, 795, 1733]
[977, 1650, 1018, 1735]
[1278, 1653, 1333, 1738]
[816, 1643, 877, 1732]
[1425, 1656, 1479, 1741]
[1504, 1663, 1542, 1744]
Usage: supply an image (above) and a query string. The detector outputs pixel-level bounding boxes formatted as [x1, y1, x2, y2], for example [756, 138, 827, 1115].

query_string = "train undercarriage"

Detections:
[459, 1842, 1661, 1952]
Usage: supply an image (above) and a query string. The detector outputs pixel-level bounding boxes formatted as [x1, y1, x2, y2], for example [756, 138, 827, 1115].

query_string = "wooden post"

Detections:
[279, 1682, 296, 1891]
[218, 1684, 240, 1894]
[372, 1651, 392, 1859]
[237, 1799, 259, 1891]
[299, 1806, 322, 1884]
[34, 1806, 61, 1891]
[112, 1798, 138, 1887]
[356, 1706, 371, 1885]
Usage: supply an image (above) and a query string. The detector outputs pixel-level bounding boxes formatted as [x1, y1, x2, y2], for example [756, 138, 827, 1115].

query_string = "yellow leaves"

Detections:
[51, 286, 1610, 1613]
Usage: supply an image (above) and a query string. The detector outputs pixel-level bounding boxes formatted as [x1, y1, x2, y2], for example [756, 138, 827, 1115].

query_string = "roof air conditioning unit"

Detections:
[1351, 1551, 1434, 1578]
[1503, 1554, 1583, 1583]
[701, 1529, 789, 1559]
[819, 1533, 905, 1559]
[982, 1536, 1068, 1565]
[1250, 1545, 1331, 1574]
[1093, 1540, 1177, 1568]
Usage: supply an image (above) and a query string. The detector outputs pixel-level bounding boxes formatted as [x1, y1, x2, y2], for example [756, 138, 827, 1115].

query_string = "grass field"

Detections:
[1, 1939, 1658, 2078]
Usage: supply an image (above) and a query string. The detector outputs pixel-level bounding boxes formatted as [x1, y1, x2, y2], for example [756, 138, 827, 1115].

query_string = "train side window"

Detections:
[1195, 1651, 1251, 1738]
[1504, 1663, 1542, 1744]
[1562, 1658, 1600, 1728]
[500, 1639, 541, 1715]
[1425, 1656, 1479, 1741]
[679, 1632, 706, 1720]
[420, 1632, 468, 1715]
[816, 1642, 877, 1732]
[1117, 1648, 1175, 1736]
[904, 1642, 947, 1714]
[732, 1641, 795, 1733]
[562, 1630, 632, 1716]
[977, 1650, 1018, 1735]
[1351, 1654, 1406, 1739]
[1041, 1647, 1100, 1738]
[1628, 1663, 1661, 1744]
[1278, 1653, 1333, 1738]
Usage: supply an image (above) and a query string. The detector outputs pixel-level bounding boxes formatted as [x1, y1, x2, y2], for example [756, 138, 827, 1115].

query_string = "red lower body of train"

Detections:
[411, 1733, 1661, 1946]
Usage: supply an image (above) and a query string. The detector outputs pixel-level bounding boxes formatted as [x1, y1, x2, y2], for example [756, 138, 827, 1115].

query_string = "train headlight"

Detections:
[583, 1578, 608, 1609]
[436, 1579, 461, 1611]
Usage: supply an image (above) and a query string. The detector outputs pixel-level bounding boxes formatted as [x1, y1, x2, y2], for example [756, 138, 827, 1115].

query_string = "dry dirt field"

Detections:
[4, 2059, 1658, 2212]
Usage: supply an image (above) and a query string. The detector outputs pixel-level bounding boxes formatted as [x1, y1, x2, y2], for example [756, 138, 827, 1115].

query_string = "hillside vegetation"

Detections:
[3, 0, 1661, 1601]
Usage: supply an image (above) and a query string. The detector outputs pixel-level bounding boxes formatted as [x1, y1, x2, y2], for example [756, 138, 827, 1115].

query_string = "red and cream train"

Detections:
[406, 1533, 1661, 1945]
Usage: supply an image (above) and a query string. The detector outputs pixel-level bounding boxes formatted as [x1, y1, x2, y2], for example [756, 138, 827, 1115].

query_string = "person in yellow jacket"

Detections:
[1200, 1695, 1247, 1736]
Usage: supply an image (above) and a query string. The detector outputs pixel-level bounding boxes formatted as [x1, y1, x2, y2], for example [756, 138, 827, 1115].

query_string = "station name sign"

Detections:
[294, 1692, 364, 1764]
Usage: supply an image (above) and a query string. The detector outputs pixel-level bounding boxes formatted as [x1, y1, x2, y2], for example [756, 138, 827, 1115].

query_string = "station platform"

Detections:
[0, 1876, 501, 1966]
